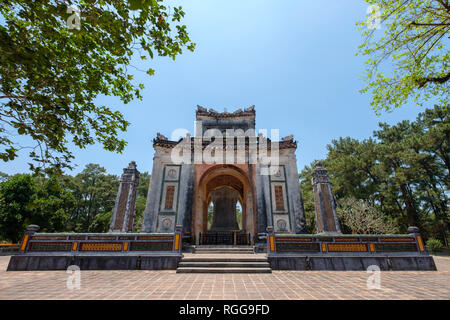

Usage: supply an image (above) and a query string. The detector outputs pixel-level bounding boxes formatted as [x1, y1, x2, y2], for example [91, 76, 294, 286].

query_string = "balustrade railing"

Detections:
[265, 226, 427, 255]
[199, 231, 251, 246]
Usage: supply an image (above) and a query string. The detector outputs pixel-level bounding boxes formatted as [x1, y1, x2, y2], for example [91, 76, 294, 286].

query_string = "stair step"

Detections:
[176, 267, 272, 274]
[181, 258, 268, 263]
[177, 248, 272, 274]
[194, 246, 252, 248]
[195, 251, 254, 254]
[179, 262, 270, 268]
[195, 247, 254, 250]
[195, 248, 254, 253]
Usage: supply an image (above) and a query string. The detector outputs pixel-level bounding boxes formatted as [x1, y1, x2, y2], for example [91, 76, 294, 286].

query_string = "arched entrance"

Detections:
[193, 165, 256, 245]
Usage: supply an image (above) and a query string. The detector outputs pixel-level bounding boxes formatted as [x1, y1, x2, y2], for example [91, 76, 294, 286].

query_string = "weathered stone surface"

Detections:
[7, 254, 182, 271]
[312, 162, 341, 234]
[109, 161, 140, 232]
[268, 255, 437, 271]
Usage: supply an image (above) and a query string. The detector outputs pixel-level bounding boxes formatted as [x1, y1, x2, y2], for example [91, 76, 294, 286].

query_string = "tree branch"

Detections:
[417, 71, 450, 88]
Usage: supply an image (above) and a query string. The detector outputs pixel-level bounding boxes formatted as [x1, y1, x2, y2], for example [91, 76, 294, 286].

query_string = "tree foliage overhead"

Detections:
[0, 0, 195, 173]
[357, 0, 449, 113]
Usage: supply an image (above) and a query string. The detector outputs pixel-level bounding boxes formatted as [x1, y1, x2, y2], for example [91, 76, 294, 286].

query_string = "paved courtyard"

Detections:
[0, 255, 449, 300]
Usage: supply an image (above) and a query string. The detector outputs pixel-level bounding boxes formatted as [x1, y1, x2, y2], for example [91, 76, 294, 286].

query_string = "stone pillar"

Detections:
[176, 163, 194, 233]
[19, 225, 39, 253]
[142, 154, 164, 233]
[408, 226, 426, 254]
[109, 161, 140, 233]
[285, 156, 307, 233]
[311, 162, 341, 234]
[261, 165, 273, 230]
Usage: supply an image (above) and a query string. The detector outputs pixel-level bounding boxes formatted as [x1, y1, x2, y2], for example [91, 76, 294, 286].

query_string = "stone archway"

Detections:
[193, 165, 256, 245]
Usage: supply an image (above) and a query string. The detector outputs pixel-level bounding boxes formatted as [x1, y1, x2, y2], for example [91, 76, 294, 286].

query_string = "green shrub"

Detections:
[426, 238, 444, 252]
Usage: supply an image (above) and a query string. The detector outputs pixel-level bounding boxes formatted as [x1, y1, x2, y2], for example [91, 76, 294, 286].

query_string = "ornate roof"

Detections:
[153, 135, 297, 150]
[196, 105, 255, 118]
[152, 106, 297, 150]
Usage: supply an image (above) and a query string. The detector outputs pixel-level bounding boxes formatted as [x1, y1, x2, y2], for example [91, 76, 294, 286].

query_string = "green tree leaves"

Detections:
[0, 163, 151, 241]
[0, 174, 35, 242]
[357, 0, 449, 113]
[0, 1, 195, 173]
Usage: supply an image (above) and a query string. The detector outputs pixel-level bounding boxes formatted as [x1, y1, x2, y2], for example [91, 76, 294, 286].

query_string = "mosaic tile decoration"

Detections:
[31, 236, 67, 240]
[118, 236, 136, 240]
[334, 238, 360, 242]
[360, 237, 379, 242]
[79, 242, 122, 252]
[375, 243, 418, 252]
[129, 242, 173, 251]
[327, 243, 368, 252]
[137, 236, 173, 241]
[379, 237, 415, 242]
[277, 243, 320, 253]
[274, 185, 285, 211]
[276, 237, 313, 242]
[29, 242, 73, 252]
[164, 186, 176, 210]
[68, 235, 87, 240]
[87, 236, 117, 241]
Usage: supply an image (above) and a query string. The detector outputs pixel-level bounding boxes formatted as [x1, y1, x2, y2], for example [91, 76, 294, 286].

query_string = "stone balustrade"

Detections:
[265, 226, 436, 270]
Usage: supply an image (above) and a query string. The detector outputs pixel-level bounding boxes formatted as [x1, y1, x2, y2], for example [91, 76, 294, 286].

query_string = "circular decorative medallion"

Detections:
[162, 218, 172, 228]
[277, 219, 287, 232]
[168, 169, 177, 179]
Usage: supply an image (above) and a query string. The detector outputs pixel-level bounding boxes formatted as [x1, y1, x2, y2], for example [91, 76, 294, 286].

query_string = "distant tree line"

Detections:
[0, 164, 150, 243]
[300, 105, 449, 246]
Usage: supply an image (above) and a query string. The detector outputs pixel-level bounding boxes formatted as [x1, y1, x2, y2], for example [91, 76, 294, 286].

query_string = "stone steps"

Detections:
[181, 257, 268, 263]
[179, 261, 270, 268]
[193, 246, 255, 254]
[177, 267, 272, 274]
[176, 248, 272, 274]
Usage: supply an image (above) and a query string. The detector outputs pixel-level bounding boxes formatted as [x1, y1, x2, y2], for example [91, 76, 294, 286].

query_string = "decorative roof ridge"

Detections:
[153, 135, 297, 149]
[196, 105, 255, 118]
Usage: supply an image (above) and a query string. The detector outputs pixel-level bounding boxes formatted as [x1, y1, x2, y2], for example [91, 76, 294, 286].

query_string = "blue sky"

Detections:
[0, 0, 429, 176]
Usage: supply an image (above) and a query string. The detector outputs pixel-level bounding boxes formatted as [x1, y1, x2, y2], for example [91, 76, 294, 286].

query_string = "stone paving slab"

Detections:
[0, 256, 449, 300]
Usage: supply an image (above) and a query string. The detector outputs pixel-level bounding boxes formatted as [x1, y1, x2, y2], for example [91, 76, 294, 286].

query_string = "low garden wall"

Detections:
[0, 244, 19, 255]
[266, 228, 436, 271]
[7, 226, 183, 271]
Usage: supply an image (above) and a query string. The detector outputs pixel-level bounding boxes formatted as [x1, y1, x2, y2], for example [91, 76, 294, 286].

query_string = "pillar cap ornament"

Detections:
[27, 225, 40, 232]
[408, 226, 420, 234]
[311, 161, 330, 185]
[123, 161, 139, 174]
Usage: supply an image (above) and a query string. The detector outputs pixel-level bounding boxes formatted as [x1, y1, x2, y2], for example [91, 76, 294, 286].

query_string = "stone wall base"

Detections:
[7, 254, 182, 271]
[268, 255, 437, 271]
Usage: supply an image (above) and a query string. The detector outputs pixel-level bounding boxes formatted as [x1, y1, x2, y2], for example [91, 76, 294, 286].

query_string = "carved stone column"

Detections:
[311, 162, 341, 234]
[109, 161, 140, 233]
